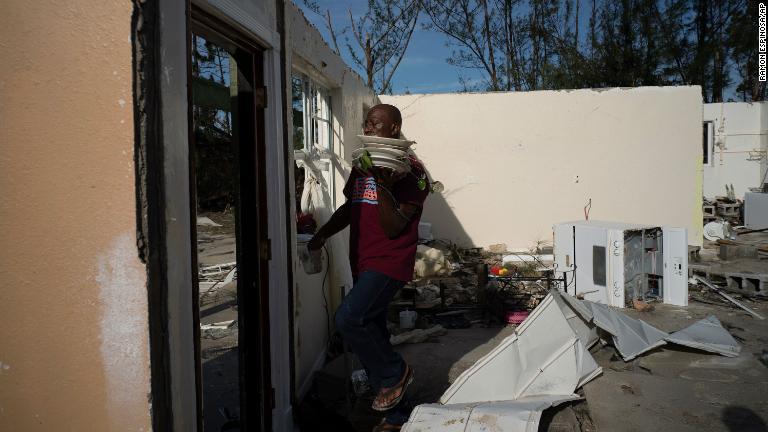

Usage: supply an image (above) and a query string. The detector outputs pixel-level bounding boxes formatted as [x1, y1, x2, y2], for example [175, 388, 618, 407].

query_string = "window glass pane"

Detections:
[191, 32, 241, 431]
[291, 76, 305, 151]
[702, 122, 709, 165]
[593, 245, 606, 286]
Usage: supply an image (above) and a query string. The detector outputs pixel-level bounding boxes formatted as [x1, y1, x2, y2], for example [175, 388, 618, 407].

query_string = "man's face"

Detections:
[364, 108, 399, 138]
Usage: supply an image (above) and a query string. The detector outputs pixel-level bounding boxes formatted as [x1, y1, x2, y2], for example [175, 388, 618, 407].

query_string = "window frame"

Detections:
[291, 70, 336, 211]
[703, 120, 715, 167]
[291, 72, 333, 157]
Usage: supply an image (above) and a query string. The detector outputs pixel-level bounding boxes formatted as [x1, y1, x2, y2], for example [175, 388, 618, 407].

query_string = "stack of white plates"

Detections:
[354, 135, 416, 173]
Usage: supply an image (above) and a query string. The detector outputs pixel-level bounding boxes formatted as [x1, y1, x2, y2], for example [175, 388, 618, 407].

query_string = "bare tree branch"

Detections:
[325, 10, 341, 55]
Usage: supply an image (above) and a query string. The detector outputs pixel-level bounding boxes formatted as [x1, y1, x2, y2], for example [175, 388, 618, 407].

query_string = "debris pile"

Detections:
[401, 289, 744, 431]
[402, 291, 602, 431]
[703, 192, 742, 226]
[401, 241, 558, 327]
[390, 325, 447, 346]
[201, 320, 238, 340]
[198, 261, 237, 307]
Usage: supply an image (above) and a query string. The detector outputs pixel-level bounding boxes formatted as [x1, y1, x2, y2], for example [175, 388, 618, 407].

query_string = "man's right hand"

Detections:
[307, 233, 326, 251]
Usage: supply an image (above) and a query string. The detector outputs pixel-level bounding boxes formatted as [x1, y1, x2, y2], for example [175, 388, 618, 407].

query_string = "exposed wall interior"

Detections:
[381, 86, 703, 249]
[0, 0, 151, 429]
[703, 102, 768, 199]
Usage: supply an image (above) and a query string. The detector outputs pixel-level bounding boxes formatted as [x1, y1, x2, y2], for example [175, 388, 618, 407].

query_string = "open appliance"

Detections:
[553, 220, 688, 308]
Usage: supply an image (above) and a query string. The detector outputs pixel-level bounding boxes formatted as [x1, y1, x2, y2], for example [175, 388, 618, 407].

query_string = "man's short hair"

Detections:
[371, 104, 402, 125]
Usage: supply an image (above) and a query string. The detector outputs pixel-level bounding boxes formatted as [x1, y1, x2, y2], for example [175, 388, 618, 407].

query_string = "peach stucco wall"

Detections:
[0, 1, 152, 430]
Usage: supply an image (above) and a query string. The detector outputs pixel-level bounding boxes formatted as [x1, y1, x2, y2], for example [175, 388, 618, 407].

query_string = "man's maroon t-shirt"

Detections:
[343, 158, 429, 282]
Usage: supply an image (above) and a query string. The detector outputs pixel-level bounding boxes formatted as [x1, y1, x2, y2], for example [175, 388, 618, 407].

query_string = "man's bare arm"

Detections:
[308, 202, 350, 250]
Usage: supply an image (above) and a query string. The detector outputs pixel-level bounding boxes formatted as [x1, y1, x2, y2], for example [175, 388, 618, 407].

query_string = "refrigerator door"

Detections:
[663, 227, 688, 306]
[607, 229, 625, 308]
[574, 225, 608, 304]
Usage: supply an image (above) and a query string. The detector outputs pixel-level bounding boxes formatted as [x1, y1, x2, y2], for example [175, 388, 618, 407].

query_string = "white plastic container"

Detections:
[399, 310, 417, 329]
[297, 234, 323, 275]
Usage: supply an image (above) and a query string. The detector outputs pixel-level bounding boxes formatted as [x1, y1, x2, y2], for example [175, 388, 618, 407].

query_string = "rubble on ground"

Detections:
[400, 240, 559, 328]
[331, 234, 766, 431]
[401, 289, 750, 431]
[390, 325, 447, 346]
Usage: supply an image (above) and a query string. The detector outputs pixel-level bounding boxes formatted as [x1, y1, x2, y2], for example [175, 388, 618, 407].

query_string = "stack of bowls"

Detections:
[353, 134, 415, 174]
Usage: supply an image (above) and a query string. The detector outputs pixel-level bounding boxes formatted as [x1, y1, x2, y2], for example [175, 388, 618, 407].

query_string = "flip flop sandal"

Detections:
[372, 365, 413, 412]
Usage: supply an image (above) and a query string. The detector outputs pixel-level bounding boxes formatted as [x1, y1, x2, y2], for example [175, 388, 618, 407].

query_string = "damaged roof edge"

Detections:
[287, 1, 369, 90]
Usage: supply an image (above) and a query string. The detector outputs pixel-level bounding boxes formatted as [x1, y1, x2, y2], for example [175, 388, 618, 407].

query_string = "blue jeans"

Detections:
[335, 270, 406, 390]
[335, 270, 413, 425]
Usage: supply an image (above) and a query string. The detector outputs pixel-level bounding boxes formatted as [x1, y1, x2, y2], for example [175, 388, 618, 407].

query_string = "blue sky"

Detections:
[296, 1, 742, 99]
[297, 0, 486, 94]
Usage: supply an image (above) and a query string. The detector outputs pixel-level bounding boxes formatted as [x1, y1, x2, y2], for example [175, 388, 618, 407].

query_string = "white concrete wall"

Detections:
[381, 86, 703, 249]
[284, 1, 376, 399]
[703, 102, 768, 199]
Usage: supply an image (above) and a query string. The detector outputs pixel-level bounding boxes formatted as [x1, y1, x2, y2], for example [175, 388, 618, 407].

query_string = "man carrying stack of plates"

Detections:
[308, 104, 433, 431]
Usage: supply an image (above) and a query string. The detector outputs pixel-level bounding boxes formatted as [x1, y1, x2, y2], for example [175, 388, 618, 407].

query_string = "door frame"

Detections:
[189, 12, 272, 431]
[136, 0, 294, 430]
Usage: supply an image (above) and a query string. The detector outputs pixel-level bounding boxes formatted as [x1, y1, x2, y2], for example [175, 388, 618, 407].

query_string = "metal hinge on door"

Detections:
[255, 86, 268, 108]
[260, 238, 272, 261]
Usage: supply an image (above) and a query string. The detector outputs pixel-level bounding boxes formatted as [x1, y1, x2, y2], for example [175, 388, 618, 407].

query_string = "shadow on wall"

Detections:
[402, 131, 474, 248]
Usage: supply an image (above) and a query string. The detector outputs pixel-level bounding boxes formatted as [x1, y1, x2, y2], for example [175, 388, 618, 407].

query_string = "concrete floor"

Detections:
[583, 299, 768, 432]
[310, 291, 768, 432]
[200, 302, 239, 432]
[313, 325, 594, 432]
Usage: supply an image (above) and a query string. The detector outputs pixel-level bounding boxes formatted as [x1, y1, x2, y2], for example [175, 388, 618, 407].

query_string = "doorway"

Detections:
[189, 12, 272, 431]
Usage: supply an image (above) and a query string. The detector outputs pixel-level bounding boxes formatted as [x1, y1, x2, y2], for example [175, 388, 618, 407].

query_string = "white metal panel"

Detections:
[402, 403, 472, 432]
[666, 315, 741, 357]
[553, 223, 574, 271]
[662, 227, 689, 306]
[745, 192, 768, 229]
[551, 290, 599, 348]
[440, 295, 601, 404]
[553, 223, 575, 294]
[584, 301, 669, 361]
[574, 225, 609, 303]
[402, 395, 581, 432]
